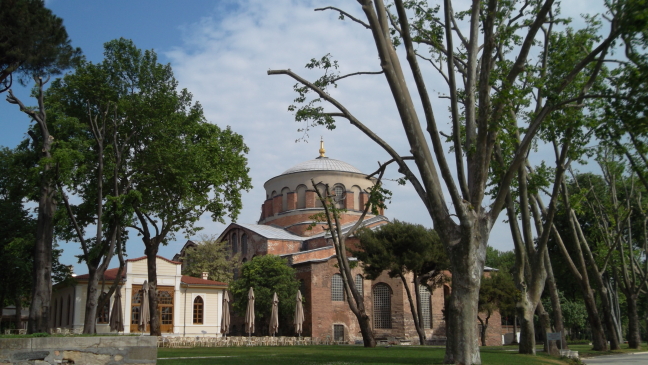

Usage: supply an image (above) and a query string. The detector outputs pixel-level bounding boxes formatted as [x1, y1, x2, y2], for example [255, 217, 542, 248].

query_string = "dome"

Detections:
[280, 157, 363, 175]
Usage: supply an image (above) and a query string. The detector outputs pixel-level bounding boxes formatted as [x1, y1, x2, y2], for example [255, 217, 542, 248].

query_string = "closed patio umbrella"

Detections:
[138, 280, 150, 333]
[109, 288, 124, 332]
[221, 291, 230, 337]
[294, 290, 304, 336]
[244, 287, 255, 337]
[269, 292, 279, 336]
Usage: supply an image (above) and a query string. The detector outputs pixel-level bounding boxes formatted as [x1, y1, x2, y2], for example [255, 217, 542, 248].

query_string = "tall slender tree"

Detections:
[269, 1, 622, 362]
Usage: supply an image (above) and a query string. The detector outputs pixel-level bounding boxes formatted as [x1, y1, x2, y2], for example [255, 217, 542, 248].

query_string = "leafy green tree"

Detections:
[0, 0, 82, 92]
[182, 235, 240, 283]
[477, 272, 518, 346]
[229, 255, 300, 335]
[354, 219, 447, 345]
[268, 1, 622, 362]
[41, 38, 252, 336]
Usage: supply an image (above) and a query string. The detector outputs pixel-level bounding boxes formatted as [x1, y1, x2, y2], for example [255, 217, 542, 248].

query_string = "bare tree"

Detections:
[269, 1, 620, 362]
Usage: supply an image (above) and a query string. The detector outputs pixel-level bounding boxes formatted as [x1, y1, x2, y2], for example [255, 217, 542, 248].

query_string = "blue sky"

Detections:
[1, 0, 605, 273]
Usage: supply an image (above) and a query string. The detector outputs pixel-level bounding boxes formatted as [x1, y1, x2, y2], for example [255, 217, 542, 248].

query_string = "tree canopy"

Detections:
[229, 255, 300, 335]
[0, 0, 82, 92]
[182, 235, 240, 283]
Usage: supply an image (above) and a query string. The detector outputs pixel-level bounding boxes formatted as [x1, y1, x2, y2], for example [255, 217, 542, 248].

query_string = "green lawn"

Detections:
[567, 342, 648, 358]
[158, 345, 570, 365]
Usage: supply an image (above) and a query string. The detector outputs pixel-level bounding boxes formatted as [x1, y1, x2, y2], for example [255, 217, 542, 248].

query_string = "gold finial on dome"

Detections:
[319, 137, 326, 158]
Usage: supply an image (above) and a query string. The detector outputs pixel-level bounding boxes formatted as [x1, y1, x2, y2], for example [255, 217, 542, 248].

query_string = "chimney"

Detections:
[202, 272, 209, 280]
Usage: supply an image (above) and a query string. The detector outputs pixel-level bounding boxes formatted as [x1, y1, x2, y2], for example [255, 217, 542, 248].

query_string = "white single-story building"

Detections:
[52, 255, 227, 336]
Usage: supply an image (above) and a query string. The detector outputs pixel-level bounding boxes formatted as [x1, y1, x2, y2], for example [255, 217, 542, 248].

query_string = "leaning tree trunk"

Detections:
[543, 249, 568, 349]
[581, 286, 608, 351]
[537, 301, 559, 356]
[399, 273, 426, 345]
[444, 222, 488, 365]
[14, 295, 22, 330]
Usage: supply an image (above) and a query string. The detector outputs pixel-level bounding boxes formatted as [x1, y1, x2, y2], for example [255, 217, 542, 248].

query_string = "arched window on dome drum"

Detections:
[231, 233, 238, 254]
[281, 187, 290, 211]
[419, 285, 431, 329]
[315, 184, 326, 208]
[354, 274, 363, 295]
[296, 185, 306, 209]
[351, 186, 361, 211]
[373, 283, 392, 329]
[193, 296, 204, 324]
[333, 184, 345, 208]
[331, 274, 344, 301]
[242, 234, 248, 255]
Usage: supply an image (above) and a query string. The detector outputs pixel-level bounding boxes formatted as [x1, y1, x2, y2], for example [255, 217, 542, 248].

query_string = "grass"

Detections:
[567, 342, 648, 358]
[157, 345, 571, 365]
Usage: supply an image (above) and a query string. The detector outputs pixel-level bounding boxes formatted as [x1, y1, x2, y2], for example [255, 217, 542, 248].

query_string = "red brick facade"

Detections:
[200, 153, 502, 345]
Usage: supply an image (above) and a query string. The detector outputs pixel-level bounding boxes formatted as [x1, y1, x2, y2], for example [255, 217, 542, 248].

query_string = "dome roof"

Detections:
[280, 157, 363, 175]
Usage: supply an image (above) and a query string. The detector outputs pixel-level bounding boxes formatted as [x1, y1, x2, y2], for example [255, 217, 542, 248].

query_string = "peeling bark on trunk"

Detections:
[444, 223, 488, 365]
[517, 298, 536, 355]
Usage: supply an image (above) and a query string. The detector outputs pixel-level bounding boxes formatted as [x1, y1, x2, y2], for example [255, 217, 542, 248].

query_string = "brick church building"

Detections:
[177, 140, 502, 345]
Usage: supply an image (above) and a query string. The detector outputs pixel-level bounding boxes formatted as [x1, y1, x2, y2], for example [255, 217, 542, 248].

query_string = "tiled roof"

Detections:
[74, 267, 125, 281]
[126, 255, 181, 265]
[235, 223, 304, 241]
[280, 157, 362, 175]
[307, 215, 389, 239]
[181, 275, 227, 286]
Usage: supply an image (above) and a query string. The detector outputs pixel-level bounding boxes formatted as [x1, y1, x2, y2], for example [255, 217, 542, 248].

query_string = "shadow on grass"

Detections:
[158, 345, 570, 365]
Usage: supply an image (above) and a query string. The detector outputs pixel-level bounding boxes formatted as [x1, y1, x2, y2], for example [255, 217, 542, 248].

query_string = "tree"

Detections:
[353, 219, 447, 345]
[182, 235, 240, 283]
[268, 1, 621, 362]
[6, 77, 59, 333]
[85, 39, 253, 336]
[309, 177, 388, 347]
[477, 272, 518, 346]
[229, 255, 300, 335]
[44, 54, 129, 334]
[0, 0, 82, 92]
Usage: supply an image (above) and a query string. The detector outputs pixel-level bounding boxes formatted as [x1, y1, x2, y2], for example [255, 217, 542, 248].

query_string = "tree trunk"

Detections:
[543, 249, 568, 349]
[537, 301, 559, 356]
[581, 287, 608, 351]
[399, 273, 426, 345]
[444, 227, 488, 365]
[82, 267, 100, 334]
[28, 175, 55, 334]
[145, 240, 161, 336]
[477, 315, 489, 347]
[517, 298, 536, 355]
[512, 315, 518, 345]
[626, 293, 642, 349]
[14, 295, 22, 330]
[591, 273, 621, 350]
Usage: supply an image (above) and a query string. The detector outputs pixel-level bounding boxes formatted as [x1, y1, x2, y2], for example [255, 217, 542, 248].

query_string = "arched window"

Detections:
[97, 293, 110, 324]
[281, 187, 290, 211]
[351, 186, 361, 210]
[333, 184, 345, 208]
[193, 296, 204, 324]
[331, 274, 344, 301]
[419, 285, 431, 329]
[315, 184, 326, 207]
[241, 234, 248, 255]
[373, 283, 391, 329]
[296, 185, 307, 209]
[231, 232, 238, 254]
[354, 274, 363, 295]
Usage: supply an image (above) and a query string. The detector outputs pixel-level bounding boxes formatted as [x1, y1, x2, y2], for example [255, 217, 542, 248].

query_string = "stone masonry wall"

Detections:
[0, 336, 156, 365]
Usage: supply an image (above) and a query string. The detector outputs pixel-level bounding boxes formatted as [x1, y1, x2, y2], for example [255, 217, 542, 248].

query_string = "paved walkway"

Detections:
[582, 352, 648, 365]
